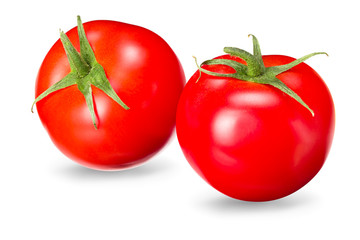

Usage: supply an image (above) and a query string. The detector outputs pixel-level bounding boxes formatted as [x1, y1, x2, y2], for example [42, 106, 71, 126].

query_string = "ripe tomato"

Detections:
[33, 17, 185, 170]
[176, 36, 335, 201]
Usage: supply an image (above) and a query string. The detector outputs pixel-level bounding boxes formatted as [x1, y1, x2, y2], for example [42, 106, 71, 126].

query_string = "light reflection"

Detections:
[211, 109, 259, 147]
[229, 91, 280, 109]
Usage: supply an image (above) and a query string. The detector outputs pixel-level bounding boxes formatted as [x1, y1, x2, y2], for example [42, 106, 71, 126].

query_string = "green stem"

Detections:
[77, 15, 97, 67]
[267, 52, 328, 76]
[32, 16, 129, 129]
[195, 35, 328, 116]
[60, 30, 90, 77]
[223, 47, 264, 77]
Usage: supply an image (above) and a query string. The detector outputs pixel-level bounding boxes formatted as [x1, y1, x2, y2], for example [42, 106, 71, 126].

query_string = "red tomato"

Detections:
[176, 38, 335, 201]
[34, 17, 185, 170]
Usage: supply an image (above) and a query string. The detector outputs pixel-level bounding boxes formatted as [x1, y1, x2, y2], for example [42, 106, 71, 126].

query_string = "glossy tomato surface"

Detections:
[176, 55, 335, 201]
[35, 20, 185, 170]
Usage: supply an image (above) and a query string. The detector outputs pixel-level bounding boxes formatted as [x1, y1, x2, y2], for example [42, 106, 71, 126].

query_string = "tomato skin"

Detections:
[176, 54, 335, 201]
[35, 20, 185, 170]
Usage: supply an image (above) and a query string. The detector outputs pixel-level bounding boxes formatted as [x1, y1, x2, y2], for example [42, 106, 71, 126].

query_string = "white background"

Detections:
[1, 0, 359, 239]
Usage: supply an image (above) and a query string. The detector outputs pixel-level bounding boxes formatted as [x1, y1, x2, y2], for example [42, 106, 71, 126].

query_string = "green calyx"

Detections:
[194, 34, 328, 116]
[31, 16, 129, 129]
